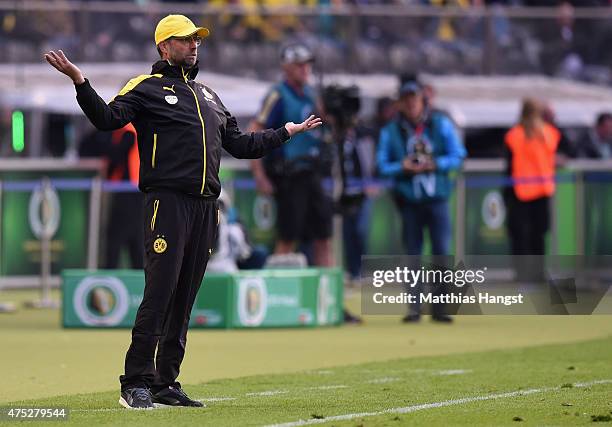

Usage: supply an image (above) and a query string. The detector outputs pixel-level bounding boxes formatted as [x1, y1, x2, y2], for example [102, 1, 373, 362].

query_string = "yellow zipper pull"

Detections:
[152, 133, 157, 168]
[181, 66, 188, 83]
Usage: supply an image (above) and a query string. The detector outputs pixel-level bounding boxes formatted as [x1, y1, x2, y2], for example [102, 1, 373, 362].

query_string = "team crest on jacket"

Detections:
[153, 237, 167, 254]
[165, 95, 178, 105]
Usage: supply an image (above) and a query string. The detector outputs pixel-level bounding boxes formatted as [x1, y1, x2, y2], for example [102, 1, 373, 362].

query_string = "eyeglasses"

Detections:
[170, 35, 202, 47]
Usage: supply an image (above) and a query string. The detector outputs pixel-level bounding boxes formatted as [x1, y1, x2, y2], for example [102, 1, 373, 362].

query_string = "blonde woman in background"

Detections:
[504, 98, 561, 258]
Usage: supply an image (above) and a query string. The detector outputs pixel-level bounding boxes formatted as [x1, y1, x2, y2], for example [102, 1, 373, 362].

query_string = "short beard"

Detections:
[180, 56, 197, 69]
[167, 53, 197, 69]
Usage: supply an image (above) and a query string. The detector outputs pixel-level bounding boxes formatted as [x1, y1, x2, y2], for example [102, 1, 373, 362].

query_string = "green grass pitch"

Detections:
[1, 289, 611, 426]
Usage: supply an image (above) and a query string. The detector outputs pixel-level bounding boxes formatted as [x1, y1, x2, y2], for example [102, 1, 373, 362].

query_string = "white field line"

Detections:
[197, 397, 237, 402]
[435, 369, 473, 376]
[263, 379, 612, 427]
[73, 405, 180, 412]
[246, 390, 289, 397]
[361, 368, 471, 377]
[306, 385, 349, 391]
[366, 377, 400, 384]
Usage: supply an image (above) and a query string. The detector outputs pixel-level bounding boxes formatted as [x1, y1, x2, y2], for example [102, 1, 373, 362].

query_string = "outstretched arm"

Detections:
[223, 114, 322, 159]
[44, 50, 140, 131]
[248, 120, 274, 196]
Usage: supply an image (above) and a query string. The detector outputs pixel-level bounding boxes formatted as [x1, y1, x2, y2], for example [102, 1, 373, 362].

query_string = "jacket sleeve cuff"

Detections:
[274, 126, 291, 143]
[74, 78, 90, 92]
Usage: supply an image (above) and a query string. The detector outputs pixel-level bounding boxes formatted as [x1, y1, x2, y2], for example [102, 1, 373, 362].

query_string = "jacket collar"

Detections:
[151, 60, 199, 81]
[397, 108, 430, 132]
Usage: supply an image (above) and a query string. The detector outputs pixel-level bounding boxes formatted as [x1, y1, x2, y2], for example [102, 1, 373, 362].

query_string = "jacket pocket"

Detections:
[152, 133, 158, 168]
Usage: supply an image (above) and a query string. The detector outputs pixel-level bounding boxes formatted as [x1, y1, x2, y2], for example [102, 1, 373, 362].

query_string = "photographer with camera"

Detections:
[322, 85, 377, 287]
[249, 43, 333, 267]
[377, 79, 466, 324]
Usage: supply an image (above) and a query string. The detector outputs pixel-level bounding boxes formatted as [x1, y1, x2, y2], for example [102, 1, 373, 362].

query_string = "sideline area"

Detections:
[2, 289, 612, 404]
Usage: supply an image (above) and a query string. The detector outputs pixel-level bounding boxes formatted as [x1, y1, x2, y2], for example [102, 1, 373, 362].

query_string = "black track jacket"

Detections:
[75, 60, 290, 198]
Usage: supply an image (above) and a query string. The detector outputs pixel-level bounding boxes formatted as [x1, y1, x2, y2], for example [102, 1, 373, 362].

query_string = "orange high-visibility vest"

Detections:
[110, 123, 139, 187]
[505, 123, 560, 202]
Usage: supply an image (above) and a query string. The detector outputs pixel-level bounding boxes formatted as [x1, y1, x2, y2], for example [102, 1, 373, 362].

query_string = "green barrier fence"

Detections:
[3, 159, 612, 289]
[62, 268, 343, 329]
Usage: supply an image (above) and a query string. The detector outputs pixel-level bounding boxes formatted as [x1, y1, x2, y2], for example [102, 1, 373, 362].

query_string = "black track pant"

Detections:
[119, 190, 218, 392]
[105, 192, 144, 269]
[506, 192, 550, 283]
[507, 194, 550, 256]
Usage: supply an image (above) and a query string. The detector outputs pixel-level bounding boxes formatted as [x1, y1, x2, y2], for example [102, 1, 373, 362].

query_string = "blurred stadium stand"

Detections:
[0, 2, 610, 81]
[1, 1, 610, 157]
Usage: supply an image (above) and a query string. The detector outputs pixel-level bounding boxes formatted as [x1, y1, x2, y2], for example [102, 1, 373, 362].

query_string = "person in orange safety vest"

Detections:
[106, 123, 144, 269]
[504, 98, 560, 257]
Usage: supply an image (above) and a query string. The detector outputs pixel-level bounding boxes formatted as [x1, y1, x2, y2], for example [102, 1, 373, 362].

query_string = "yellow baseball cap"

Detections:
[154, 14, 210, 46]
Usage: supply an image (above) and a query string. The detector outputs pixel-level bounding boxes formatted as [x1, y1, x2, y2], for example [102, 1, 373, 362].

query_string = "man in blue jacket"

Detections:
[377, 80, 465, 323]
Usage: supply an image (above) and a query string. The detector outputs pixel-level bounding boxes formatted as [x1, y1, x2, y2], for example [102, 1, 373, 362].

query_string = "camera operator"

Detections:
[249, 43, 333, 267]
[377, 79, 466, 324]
[322, 85, 377, 286]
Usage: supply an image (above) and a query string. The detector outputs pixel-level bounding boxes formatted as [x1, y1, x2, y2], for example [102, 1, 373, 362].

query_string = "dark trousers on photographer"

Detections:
[274, 172, 333, 242]
[342, 197, 372, 280]
[399, 198, 451, 317]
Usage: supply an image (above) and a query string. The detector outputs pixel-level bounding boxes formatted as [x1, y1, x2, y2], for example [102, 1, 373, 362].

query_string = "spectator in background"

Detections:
[79, 118, 143, 269]
[377, 79, 466, 323]
[372, 96, 397, 145]
[30, 1, 79, 57]
[249, 43, 334, 267]
[105, 123, 144, 269]
[322, 85, 377, 287]
[78, 125, 112, 158]
[576, 112, 612, 159]
[428, 0, 472, 43]
[542, 101, 576, 159]
[211, 0, 313, 43]
[538, 1, 590, 78]
[504, 98, 560, 257]
[374, 97, 396, 129]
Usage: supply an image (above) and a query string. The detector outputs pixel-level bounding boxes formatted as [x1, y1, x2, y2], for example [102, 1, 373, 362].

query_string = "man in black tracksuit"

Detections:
[45, 14, 321, 410]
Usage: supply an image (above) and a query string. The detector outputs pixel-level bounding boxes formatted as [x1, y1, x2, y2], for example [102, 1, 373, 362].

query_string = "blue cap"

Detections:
[399, 81, 423, 97]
